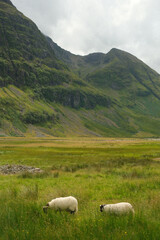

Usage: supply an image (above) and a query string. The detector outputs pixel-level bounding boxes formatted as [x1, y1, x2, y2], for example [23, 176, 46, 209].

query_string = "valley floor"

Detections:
[0, 137, 160, 239]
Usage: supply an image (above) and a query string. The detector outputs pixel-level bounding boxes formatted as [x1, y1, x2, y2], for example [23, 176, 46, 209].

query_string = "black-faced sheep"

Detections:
[100, 202, 135, 216]
[43, 196, 78, 214]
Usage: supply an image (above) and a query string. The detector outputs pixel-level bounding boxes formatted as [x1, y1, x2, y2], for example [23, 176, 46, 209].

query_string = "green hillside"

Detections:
[1, 0, 160, 137]
[0, 0, 110, 106]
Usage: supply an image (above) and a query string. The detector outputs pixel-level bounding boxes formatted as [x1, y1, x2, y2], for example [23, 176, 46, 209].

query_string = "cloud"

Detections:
[11, 0, 160, 72]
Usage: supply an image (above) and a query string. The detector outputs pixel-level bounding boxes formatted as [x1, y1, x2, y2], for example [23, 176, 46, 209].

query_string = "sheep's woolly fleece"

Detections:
[43, 196, 78, 213]
[100, 202, 135, 215]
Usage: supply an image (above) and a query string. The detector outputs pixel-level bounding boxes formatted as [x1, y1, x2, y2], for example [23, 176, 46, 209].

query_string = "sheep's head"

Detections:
[43, 203, 49, 213]
[100, 205, 105, 212]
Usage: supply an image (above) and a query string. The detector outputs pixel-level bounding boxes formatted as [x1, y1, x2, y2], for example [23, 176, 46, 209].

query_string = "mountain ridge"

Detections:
[0, 0, 13, 6]
[47, 37, 160, 102]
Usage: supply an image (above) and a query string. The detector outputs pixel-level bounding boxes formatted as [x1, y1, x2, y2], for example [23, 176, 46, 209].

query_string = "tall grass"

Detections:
[0, 187, 160, 240]
[0, 138, 160, 239]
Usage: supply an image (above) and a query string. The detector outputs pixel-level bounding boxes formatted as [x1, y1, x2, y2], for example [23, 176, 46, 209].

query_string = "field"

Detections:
[0, 137, 160, 240]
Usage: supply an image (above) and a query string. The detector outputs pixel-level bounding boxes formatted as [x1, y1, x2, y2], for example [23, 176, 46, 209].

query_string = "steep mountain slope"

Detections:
[0, 0, 113, 136]
[0, 0, 66, 88]
[47, 37, 160, 98]
[86, 48, 160, 99]
[1, 0, 160, 137]
[0, 0, 110, 107]
[46, 37, 107, 78]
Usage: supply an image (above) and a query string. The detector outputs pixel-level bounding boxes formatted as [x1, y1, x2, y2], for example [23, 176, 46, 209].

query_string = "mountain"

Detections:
[46, 36, 107, 77]
[0, 0, 109, 104]
[1, 0, 160, 137]
[47, 38, 160, 137]
[0, 0, 112, 136]
[47, 37, 160, 97]
[47, 37, 160, 100]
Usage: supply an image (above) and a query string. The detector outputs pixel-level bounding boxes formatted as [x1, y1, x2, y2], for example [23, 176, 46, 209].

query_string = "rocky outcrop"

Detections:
[0, 165, 43, 174]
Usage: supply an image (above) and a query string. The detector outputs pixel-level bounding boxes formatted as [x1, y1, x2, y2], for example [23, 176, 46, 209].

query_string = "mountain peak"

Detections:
[109, 48, 129, 55]
[0, 0, 13, 5]
[107, 47, 142, 64]
[110, 47, 119, 52]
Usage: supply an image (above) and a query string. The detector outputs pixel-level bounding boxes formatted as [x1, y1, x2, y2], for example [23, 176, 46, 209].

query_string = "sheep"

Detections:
[100, 202, 135, 216]
[43, 196, 78, 214]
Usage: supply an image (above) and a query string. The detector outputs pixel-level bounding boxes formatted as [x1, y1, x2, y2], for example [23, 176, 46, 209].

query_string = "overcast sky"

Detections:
[11, 0, 160, 73]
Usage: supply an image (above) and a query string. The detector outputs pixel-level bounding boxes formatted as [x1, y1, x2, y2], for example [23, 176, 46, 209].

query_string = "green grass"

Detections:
[0, 138, 160, 239]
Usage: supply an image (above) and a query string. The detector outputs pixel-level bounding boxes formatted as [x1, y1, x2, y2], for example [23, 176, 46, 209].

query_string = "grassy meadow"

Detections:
[0, 137, 160, 239]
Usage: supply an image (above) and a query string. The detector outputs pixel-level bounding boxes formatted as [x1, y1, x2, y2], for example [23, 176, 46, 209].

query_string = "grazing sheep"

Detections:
[43, 196, 78, 214]
[100, 202, 135, 216]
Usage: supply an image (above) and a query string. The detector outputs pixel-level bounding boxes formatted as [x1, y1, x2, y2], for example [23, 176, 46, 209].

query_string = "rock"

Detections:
[0, 164, 43, 175]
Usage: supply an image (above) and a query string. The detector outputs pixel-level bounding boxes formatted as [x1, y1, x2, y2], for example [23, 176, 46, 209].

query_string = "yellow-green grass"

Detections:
[0, 138, 160, 239]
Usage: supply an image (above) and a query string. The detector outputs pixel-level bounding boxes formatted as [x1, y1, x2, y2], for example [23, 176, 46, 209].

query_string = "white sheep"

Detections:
[100, 202, 135, 216]
[43, 196, 78, 214]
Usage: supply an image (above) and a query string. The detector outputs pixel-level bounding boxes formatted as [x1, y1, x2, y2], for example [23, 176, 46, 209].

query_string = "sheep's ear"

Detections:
[43, 206, 48, 209]
[100, 205, 104, 212]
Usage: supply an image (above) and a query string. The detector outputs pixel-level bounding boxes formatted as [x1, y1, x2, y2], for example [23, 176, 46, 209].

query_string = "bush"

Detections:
[21, 110, 55, 124]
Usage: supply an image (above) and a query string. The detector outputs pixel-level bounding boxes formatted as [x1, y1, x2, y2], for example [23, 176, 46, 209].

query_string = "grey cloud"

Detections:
[11, 0, 160, 72]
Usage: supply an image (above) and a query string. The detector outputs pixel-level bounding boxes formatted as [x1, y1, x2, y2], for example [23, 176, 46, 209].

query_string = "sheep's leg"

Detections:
[70, 210, 76, 214]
